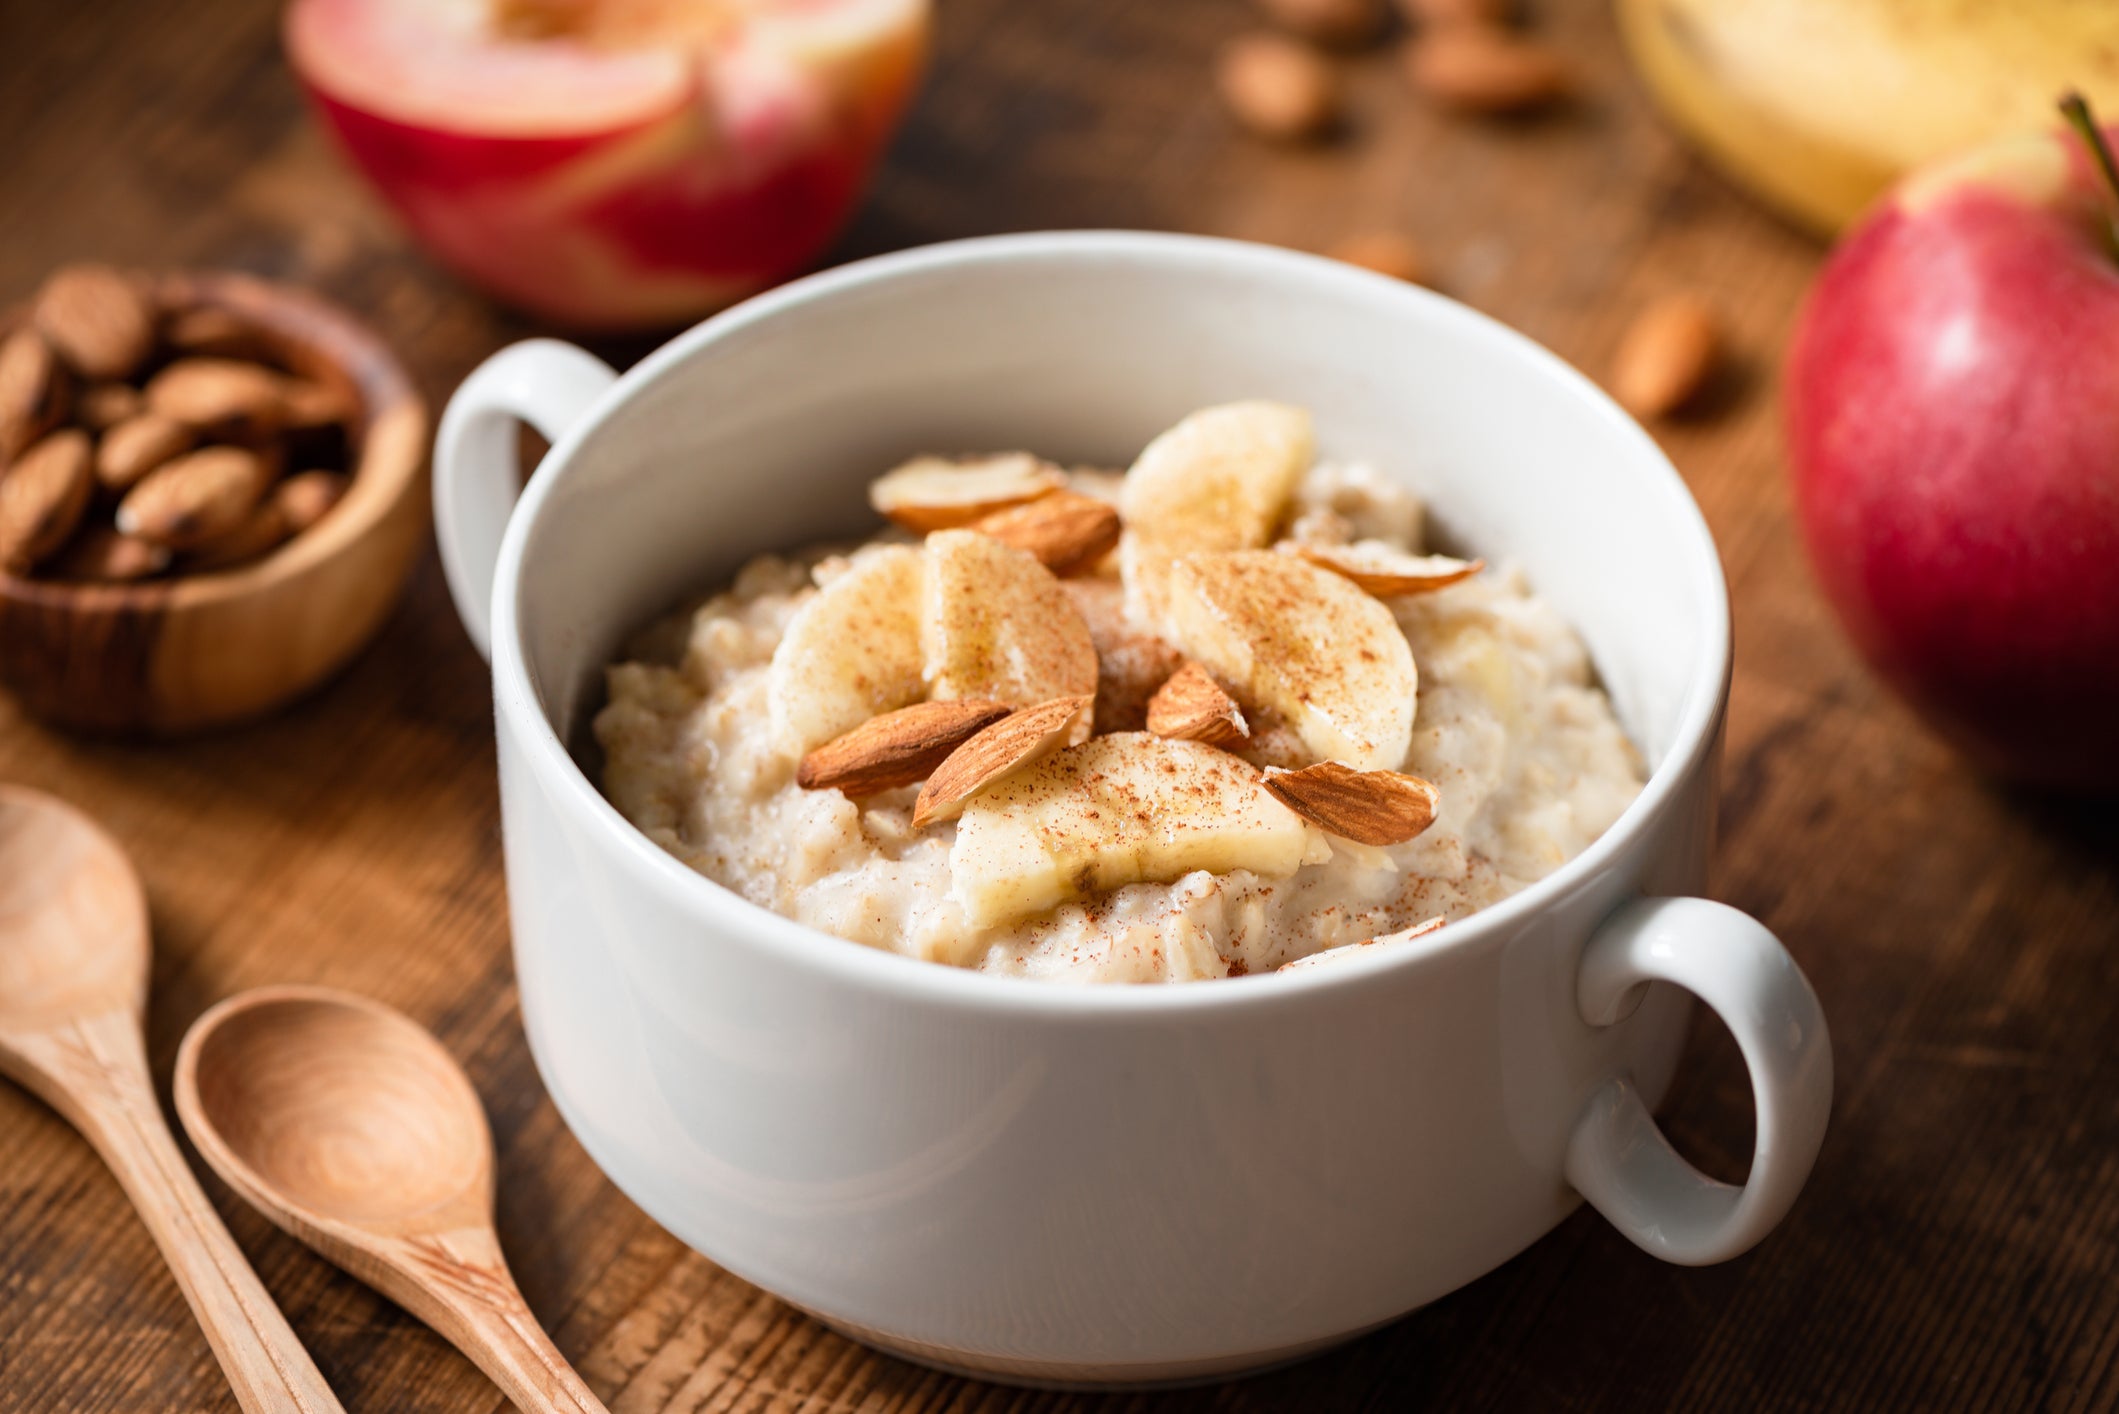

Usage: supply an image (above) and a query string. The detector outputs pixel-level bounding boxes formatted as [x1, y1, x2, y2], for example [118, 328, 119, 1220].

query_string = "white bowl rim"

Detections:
[487, 230, 1733, 1017]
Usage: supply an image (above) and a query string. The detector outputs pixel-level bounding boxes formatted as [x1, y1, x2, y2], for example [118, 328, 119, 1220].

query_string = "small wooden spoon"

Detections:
[175, 985, 607, 1414]
[0, 787, 343, 1414]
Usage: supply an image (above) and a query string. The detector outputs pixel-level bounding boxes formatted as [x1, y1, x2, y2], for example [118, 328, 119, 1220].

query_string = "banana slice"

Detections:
[1120, 401, 1312, 554]
[951, 733, 1314, 927]
[922, 529, 1098, 739]
[767, 545, 926, 756]
[1162, 550, 1416, 771]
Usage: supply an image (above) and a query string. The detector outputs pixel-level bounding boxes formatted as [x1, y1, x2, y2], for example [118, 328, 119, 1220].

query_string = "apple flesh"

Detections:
[286, 0, 928, 330]
[1786, 126, 2119, 789]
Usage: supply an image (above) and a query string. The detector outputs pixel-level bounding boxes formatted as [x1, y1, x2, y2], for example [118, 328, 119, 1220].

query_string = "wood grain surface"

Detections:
[3, 1, 2116, 1410]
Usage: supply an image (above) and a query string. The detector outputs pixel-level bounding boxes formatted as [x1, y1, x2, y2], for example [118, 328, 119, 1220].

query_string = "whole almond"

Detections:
[1326, 231, 1431, 285]
[281, 378, 358, 431]
[1406, 25, 1570, 113]
[798, 699, 1013, 797]
[0, 327, 62, 464]
[1397, 0, 1510, 25]
[1611, 294, 1721, 419]
[163, 305, 265, 360]
[181, 500, 292, 573]
[273, 469, 351, 534]
[1218, 33, 1342, 142]
[1258, 0, 1387, 49]
[1147, 661, 1251, 748]
[0, 429, 94, 571]
[914, 695, 1093, 827]
[1263, 761, 1441, 845]
[48, 525, 172, 583]
[116, 445, 269, 549]
[145, 358, 290, 436]
[95, 413, 195, 493]
[33, 265, 156, 381]
[77, 381, 145, 431]
[970, 490, 1122, 577]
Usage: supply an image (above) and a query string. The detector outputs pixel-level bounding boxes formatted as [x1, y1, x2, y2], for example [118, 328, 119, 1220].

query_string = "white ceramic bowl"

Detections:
[433, 232, 1831, 1385]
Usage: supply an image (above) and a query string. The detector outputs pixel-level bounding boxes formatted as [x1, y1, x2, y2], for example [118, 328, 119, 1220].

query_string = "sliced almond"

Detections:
[47, 525, 172, 583]
[116, 445, 270, 549]
[273, 469, 351, 534]
[970, 490, 1122, 577]
[1146, 661, 1251, 748]
[0, 327, 62, 464]
[1289, 541, 1482, 596]
[1263, 761, 1440, 845]
[77, 381, 145, 431]
[870, 453, 1066, 532]
[181, 500, 293, 573]
[1280, 916, 1447, 972]
[33, 265, 155, 381]
[797, 699, 1013, 797]
[913, 695, 1092, 828]
[1406, 25, 1571, 114]
[145, 358, 290, 437]
[0, 429, 93, 570]
[95, 413, 195, 493]
[1611, 294, 1721, 419]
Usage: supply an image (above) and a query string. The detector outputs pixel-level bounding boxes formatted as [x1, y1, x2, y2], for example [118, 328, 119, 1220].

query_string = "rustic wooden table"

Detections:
[5, 1, 2117, 1410]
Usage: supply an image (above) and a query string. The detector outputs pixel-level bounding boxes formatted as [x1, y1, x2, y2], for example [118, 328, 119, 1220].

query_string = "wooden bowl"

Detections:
[0, 272, 428, 735]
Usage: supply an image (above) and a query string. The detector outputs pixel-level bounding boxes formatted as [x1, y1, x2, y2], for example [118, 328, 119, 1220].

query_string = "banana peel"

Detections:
[1618, 0, 2119, 235]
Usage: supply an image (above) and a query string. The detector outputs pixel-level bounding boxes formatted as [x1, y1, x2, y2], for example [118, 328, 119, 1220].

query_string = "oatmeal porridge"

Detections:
[595, 402, 1645, 982]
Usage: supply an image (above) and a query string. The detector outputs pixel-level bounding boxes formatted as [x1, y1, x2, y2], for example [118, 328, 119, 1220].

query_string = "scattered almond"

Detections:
[76, 382, 144, 431]
[1397, 0, 1511, 25]
[0, 327, 62, 464]
[0, 429, 94, 571]
[1290, 541, 1483, 596]
[180, 499, 292, 572]
[47, 525, 172, 583]
[116, 445, 269, 549]
[1406, 24, 1570, 113]
[1146, 661, 1251, 748]
[1258, 0, 1387, 48]
[1611, 293, 1721, 419]
[970, 490, 1122, 576]
[1280, 916, 1447, 971]
[798, 699, 1014, 797]
[33, 265, 156, 381]
[1218, 32, 1342, 142]
[1263, 761, 1441, 845]
[870, 452, 1067, 532]
[1327, 231, 1431, 285]
[94, 413, 195, 493]
[145, 357, 290, 437]
[914, 695, 1092, 827]
[272, 470, 351, 533]
[163, 305, 265, 360]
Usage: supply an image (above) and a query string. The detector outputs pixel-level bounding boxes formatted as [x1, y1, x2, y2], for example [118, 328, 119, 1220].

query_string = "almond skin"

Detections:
[970, 490, 1122, 577]
[95, 413, 195, 493]
[0, 429, 94, 571]
[1611, 294, 1721, 419]
[273, 469, 351, 534]
[1327, 231, 1431, 285]
[1406, 25, 1570, 113]
[1146, 661, 1251, 748]
[180, 499, 292, 572]
[798, 699, 1013, 797]
[1258, 0, 1387, 49]
[76, 381, 145, 431]
[47, 525, 171, 582]
[914, 695, 1093, 827]
[1263, 761, 1441, 845]
[0, 327, 63, 464]
[33, 265, 156, 381]
[1218, 32, 1342, 142]
[116, 445, 270, 549]
[145, 358, 290, 437]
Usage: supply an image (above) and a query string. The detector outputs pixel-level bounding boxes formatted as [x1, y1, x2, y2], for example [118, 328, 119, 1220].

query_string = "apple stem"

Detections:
[2061, 92, 2119, 244]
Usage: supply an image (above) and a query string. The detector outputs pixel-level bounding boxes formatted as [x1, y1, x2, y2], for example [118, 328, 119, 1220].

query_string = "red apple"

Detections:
[286, 0, 928, 330]
[1785, 107, 2119, 790]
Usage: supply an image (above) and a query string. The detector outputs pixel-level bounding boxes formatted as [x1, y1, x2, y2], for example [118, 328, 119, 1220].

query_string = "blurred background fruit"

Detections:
[1619, 0, 2119, 235]
[286, 0, 929, 330]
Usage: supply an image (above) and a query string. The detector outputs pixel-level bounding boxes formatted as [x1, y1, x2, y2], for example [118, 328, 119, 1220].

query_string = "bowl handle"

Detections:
[433, 339, 619, 661]
[1565, 897, 1832, 1265]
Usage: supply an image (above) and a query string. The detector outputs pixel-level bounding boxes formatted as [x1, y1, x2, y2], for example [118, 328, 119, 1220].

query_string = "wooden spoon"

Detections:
[0, 786, 343, 1414]
[175, 985, 607, 1414]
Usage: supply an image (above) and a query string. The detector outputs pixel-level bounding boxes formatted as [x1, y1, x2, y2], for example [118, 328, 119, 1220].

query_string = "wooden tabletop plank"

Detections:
[4, 1, 2117, 1410]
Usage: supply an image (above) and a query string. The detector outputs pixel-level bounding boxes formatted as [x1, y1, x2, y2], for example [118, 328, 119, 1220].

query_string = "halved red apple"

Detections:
[286, 0, 929, 329]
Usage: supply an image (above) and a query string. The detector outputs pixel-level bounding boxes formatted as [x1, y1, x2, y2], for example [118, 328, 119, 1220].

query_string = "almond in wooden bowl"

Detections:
[0, 270, 427, 735]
